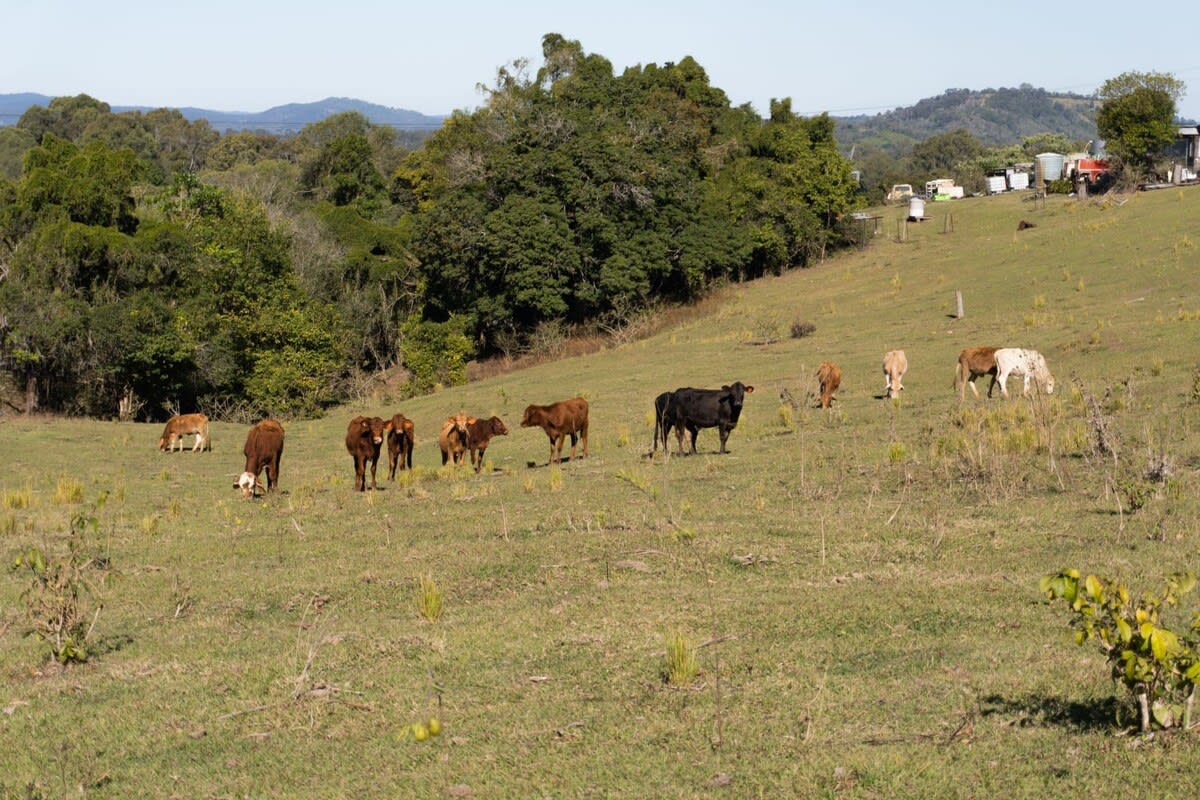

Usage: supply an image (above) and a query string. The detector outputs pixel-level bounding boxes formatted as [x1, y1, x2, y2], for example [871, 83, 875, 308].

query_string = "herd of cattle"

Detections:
[157, 345, 1055, 498]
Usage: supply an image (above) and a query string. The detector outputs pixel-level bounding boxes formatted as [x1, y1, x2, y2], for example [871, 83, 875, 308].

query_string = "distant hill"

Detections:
[834, 85, 1100, 154]
[0, 94, 445, 133]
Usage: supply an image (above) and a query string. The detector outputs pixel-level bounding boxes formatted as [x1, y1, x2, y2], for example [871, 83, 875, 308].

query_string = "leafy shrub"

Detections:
[1042, 569, 1200, 731]
[400, 316, 474, 394]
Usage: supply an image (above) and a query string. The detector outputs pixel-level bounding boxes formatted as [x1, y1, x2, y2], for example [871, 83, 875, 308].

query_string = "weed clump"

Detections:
[663, 630, 699, 685]
[414, 573, 444, 623]
[790, 320, 816, 339]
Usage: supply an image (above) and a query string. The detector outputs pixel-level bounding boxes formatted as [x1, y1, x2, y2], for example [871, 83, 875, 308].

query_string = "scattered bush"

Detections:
[790, 320, 816, 339]
[10, 504, 111, 665]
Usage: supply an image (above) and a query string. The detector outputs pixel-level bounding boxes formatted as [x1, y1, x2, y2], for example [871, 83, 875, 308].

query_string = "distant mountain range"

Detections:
[1, 86, 1107, 150]
[833, 86, 1101, 155]
[0, 94, 445, 133]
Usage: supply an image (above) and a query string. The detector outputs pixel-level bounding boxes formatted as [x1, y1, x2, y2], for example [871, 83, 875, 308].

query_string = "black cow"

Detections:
[658, 382, 754, 455]
[653, 390, 682, 454]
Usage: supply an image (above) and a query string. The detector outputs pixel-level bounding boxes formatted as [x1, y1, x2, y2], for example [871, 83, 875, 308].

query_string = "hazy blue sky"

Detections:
[6, 0, 1199, 120]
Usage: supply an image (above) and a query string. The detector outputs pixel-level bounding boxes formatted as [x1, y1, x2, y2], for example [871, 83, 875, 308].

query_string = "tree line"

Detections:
[0, 35, 862, 420]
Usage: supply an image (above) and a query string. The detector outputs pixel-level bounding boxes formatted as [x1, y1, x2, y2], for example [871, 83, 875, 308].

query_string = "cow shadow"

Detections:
[978, 692, 1120, 731]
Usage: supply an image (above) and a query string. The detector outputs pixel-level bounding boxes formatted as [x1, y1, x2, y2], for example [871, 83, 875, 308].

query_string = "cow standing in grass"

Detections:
[159, 413, 211, 453]
[817, 361, 841, 408]
[652, 390, 680, 454]
[234, 419, 284, 498]
[883, 350, 908, 399]
[663, 382, 754, 455]
[993, 348, 1055, 398]
[465, 416, 509, 472]
[955, 346, 1001, 401]
[439, 413, 472, 466]
[520, 398, 589, 465]
[346, 416, 389, 491]
[387, 413, 415, 479]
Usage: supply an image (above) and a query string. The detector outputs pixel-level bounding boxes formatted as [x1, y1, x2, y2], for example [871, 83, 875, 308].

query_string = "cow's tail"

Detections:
[952, 360, 962, 392]
[202, 419, 212, 451]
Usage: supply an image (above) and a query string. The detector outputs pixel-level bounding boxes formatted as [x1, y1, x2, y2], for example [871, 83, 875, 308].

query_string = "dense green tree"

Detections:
[0, 127, 36, 180]
[1096, 71, 1183, 179]
[17, 94, 110, 142]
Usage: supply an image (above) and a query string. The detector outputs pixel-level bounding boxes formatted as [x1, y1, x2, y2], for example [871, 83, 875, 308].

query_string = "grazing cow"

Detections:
[465, 416, 509, 472]
[652, 391, 680, 454]
[438, 413, 471, 466]
[955, 346, 1001, 401]
[386, 413, 415, 479]
[664, 382, 754, 455]
[1017, 220, 1037, 231]
[520, 397, 589, 465]
[234, 419, 284, 498]
[158, 413, 211, 453]
[346, 415, 390, 491]
[993, 348, 1055, 398]
[883, 350, 908, 399]
[816, 361, 841, 408]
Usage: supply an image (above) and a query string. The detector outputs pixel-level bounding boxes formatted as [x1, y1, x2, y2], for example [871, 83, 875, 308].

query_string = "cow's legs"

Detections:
[996, 368, 1010, 399]
[688, 425, 699, 455]
[718, 425, 729, 454]
[566, 432, 578, 461]
[580, 423, 588, 458]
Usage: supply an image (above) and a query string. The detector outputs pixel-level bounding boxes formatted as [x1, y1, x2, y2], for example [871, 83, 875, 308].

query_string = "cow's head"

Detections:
[520, 406, 541, 428]
[489, 416, 509, 436]
[359, 416, 388, 445]
[234, 471, 264, 498]
[721, 382, 754, 422]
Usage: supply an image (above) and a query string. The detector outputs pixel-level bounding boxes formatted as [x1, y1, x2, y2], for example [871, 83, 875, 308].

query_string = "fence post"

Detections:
[955, 290, 964, 319]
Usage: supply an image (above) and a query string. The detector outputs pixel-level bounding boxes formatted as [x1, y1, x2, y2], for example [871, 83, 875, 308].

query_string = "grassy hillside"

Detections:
[3, 188, 1200, 798]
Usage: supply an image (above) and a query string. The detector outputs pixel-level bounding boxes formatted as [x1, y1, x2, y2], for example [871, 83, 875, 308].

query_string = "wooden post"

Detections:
[942, 213, 954, 234]
[955, 290, 964, 319]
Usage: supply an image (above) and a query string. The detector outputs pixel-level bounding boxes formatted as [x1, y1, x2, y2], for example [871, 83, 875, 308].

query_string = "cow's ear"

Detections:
[721, 385, 731, 391]
[745, 386, 755, 394]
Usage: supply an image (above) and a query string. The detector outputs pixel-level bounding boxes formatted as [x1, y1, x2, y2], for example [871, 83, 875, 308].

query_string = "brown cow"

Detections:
[520, 397, 589, 465]
[438, 413, 471, 466]
[386, 413, 415, 479]
[346, 416, 390, 491]
[955, 346, 1001, 401]
[158, 413, 211, 453]
[883, 350, 908, 399]
[465, 416, 509, 472]
[234, 419, 284, 498]
[817, 361, 841, 408]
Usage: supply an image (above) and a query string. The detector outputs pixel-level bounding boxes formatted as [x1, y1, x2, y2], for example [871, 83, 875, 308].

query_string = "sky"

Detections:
[5, 0, 1200, 122]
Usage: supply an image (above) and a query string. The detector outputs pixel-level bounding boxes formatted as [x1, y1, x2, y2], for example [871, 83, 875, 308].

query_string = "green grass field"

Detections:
[3, 188, 1200, 798]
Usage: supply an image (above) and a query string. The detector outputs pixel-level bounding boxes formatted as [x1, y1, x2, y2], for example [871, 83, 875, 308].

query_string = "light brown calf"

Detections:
[439, 413, 472, 466]
[817, 361, 841, 408]
[883, 350, 908, 399]
[158, 413, 210, 452]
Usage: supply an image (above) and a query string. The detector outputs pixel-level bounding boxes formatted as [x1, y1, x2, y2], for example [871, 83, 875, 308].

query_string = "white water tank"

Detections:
[908, 196, 926, 219]
[1036, 152, 1065, 181]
